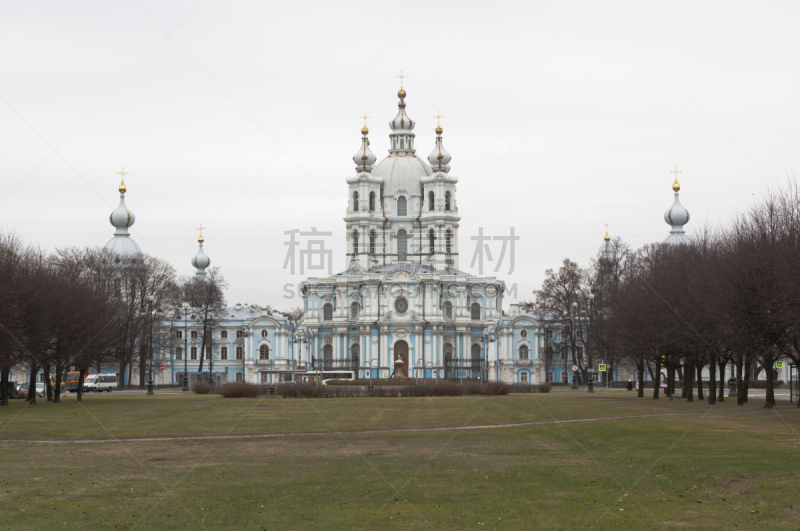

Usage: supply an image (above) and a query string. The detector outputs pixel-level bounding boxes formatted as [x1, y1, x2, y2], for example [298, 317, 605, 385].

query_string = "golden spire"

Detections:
[395, 69, 409, 98]
[359, 111, 371, 135]
[433, 111, 444, 135]
[670, 164, 682, 192]
[116, 166, 129, 193]
[604, 223, 610, 242]
[197, 224, 205, 244]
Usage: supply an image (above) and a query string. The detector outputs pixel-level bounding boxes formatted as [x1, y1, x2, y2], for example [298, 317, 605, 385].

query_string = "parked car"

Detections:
[15, 383, 29, 399]
[35, 382, 46, 397]
[4, 382, 19, 399]
[83, 374, 117, 392]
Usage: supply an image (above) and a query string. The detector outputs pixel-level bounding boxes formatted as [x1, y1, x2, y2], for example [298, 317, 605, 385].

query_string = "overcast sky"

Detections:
[1, 0, 798, 309]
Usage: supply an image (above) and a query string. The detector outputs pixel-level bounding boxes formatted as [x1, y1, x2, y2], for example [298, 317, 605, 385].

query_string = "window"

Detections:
[261, 329, 268, 338]
[520, 329, 528, 338]
[259, 345, 269, 360]
[221, 330, 228, 339]
[350, 302, 360, 319]
[190, 330, 198, 339]
[397, 196, 407, 216]
[353, 191, 359, 211]
[546, 371, 554, 383]
[236, 346, 243, 360]
[260, 373, 270, 384]
[429, 229, 435, 253]
[394, 297, 408, 314]
[519, 345, 529, 360]
[562, 371, 569, 383]
[470, 302, 481, 321]
[205, 346, 211, 360]
[323, 303, 333, 321]
[445, 229, 452, 255]
[176, 330, 183, 339]
[445, 191, 451, 211]
[352, 230, 359, 254]
[221, 347, 228, 360]
[235, 372, 243, 382]
[397, 229, 407, 261]
[369, 192, 375, 211]
[323, 344, 333, 370]
[471, 343, 481, 358]
[444, 344, 453, 358]
[351, 343, 360, 362]
[369, 230, 376, 254]
[236, 330, 244, 338]
[520, 372, 529, 384]
[176, 347, 183, 361]
[443, 301, 453, 319]
[190, 347, 198, 360]
[428, 191, 435, 211]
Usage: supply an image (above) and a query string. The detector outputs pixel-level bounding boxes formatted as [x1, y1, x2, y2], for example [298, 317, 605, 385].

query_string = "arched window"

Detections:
[261, 329, 268, 338]
[428, 191, 435, 211]
[352, 230, 359, 254]
[369, 191, 375, 211]
[443, 301, 453, 319]
[369, 230, 376, 254]
[444, 343, 453, 359]
[429, 229, 435, 253]
[351, 343, 360, 369]
[397, 196, 407, 216]
[471, 343, 481, 359]
[323, 303, 333, 321]
[520, 329, 528, 338]
[445, 230, 452, 255]
[470, 302, 481, 320]
[397, 229, 407, 261]
[445, 191, 451, 211]
[323, 344, 333, 370]
[350, 302, 360, 319]
[353, 191, 359, 212]
[519, 345, 529, 360]
[259, 344, 269, 360]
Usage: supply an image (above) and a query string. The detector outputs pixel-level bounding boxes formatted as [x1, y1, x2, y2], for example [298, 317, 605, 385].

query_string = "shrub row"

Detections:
[192, 382, 215, 394]
[607, 380, 784, 389]
[507, 382, 552, 393]
[276, 381, 514, 398]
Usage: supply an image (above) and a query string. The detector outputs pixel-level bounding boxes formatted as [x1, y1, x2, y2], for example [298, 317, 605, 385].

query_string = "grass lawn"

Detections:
[1, 391, 799, 530]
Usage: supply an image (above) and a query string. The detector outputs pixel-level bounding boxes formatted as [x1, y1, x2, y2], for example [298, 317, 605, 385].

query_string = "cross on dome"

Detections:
[670, 164, 682, 191]
[197, 224, 206, 243]
[116, 166, 129, 193]
[395, 69, 409, 89]
[359, 111, 371, 134]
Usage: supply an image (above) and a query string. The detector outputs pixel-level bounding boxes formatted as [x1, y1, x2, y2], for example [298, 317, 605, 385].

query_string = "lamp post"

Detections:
[571, 302, 578, 390]
[562, 311, 568, 386]
[207, 312, 214, 386]
[587, 293, 595, 393]
[366, 357, 379, 388]
[181, 302, 190, 392]
[241, 325, 248, 383]
[147, 295, 155, 395]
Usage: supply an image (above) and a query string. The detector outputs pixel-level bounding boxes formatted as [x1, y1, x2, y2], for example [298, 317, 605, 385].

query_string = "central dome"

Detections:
[373, 155, 431, 196]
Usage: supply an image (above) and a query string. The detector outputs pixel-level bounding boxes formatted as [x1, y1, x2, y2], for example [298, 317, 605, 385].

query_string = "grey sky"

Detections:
[1, 0, 798, 308]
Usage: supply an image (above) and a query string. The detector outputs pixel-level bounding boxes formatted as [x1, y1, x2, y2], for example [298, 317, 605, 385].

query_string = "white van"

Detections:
[83, 374, 117, 392]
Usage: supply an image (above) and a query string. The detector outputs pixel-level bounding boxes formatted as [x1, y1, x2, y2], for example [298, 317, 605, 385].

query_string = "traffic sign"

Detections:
[159, 365, 165, 371]
[598, 363, 607, 372]
[572, 365, 578, 371]
[775, 361, 784, 369]
[598, 358, 604, 365]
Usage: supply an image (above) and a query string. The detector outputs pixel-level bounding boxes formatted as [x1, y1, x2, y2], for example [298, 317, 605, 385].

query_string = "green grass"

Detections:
[1, 392, 798, 530]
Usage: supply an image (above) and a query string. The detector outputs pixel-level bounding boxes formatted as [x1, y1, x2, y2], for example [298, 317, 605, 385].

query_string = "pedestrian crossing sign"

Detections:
[598, 363, 607, 372]
[775, 361, 784, 369]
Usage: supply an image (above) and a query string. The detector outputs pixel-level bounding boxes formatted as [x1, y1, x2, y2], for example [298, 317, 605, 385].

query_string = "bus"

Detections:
[300, 371, 355, 385]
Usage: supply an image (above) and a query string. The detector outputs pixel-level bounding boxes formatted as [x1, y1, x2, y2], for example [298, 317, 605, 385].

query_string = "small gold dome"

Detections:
[672, 181, 681, 192]
[198, 235, 205, 244]
[361, 126, 369, 135]
[604, 233, 610, 242]
[435, 126, 443, 135]
[119, 182, 127, 194]
[398, 89, 406, 99]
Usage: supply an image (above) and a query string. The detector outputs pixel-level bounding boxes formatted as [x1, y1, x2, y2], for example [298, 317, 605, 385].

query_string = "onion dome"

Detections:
[389, 89, 415, 131]
[353, 122, 376, 173]
[388, 86, 416, 155]
[664, 167, 690, 244]
[104, 168, 141, 259]
[600, 225, 614, 266]
[192, 232, 210, 277]
[427, 116, 451, 173]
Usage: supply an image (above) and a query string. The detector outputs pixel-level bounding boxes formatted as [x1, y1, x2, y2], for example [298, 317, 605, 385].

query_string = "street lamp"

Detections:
[366, 357, 379, 388]
[587, 293, 595, 393]
[207, 312, 214, 385]
[147, 295, 155, 395]
[571, 301, 578, 390]
[241, 325, 248, 383]
[181, 302, 190, 392]
[562, 311, 568, 387]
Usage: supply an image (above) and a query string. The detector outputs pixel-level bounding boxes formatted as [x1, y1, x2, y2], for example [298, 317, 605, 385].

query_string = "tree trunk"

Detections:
[681, 359, 689, 399]
[743, 355, 752, 403]
[76, 368, 86, 403]
[139, 342, 147, 387]
[118, 359, 126, 390]
[686, 356, 694, 402]
[677, 366, 684, 381]
[44, 366, 52, 401]
[764, 361, 775, 408]
[53, 371, 62, 403]
[717, 359, 726, 402]
[708, 353, 717, 405]
[637, 359, 645, 398]
[696, 362, 704, 401]
[27, 361, 38, 405]
[0, 366, 9, 406]
[736, 355, 745, 406]
[667, 363, 676, 396]
[652, 357, 661, 399]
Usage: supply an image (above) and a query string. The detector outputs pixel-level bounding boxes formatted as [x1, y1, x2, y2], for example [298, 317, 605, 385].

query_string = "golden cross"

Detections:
[196, 224, 205, 238]
[670, 164, 682, 182]
[116, 166, 129, 183]
[433, 111, 445, 127]
[395, 69, 409, 89]
[360, 111, 371, 127]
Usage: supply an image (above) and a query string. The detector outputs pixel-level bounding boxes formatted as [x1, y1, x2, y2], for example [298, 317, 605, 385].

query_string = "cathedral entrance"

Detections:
[393, 340, 409, 378]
